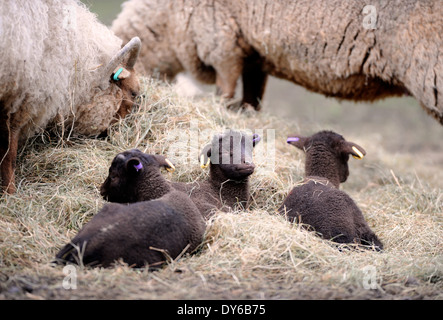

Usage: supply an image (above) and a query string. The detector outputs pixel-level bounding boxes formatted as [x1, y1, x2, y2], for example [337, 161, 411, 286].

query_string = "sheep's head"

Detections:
[287, 131, 366, 187]
[110, 65, 140, 120]
[200, 130, 261, 182]
[106, 37, 142, 120]
[100, 149, 175, 203]
[72, 38, 142, 137]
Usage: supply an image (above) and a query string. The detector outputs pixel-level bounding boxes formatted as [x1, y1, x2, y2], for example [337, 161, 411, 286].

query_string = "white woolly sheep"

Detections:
[278, 131, 383, 250]
[0, 0, 142, 193]
[112, 0, 443, 123]
[56, 150, 205, 268]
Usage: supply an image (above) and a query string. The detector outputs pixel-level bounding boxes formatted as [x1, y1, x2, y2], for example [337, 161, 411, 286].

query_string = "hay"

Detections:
[0, 77, 442, 299]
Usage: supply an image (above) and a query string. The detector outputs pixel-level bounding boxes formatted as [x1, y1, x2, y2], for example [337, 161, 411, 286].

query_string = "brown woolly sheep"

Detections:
[113, 0, 443, 124]
[278, 131, 383, 250]
[0, 0, 142, 194]
[172, 130, 260, 219]
[55, 150, 205, 268]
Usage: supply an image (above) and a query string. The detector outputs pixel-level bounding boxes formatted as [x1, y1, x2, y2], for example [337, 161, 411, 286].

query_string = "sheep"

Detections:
[55, 150, 205, 268]
[278, 130, 383, 250]
[0, 0, 142, 193]
[172, 130, 261, 219]
[112, 0, 443, 124]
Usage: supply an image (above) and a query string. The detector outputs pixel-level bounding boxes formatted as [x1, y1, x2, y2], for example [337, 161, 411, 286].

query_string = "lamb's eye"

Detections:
[131, 91, 138, 98]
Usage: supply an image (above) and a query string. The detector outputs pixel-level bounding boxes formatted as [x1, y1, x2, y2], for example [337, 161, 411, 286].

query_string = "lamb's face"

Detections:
[201, 131, 260, 181]
[100, 149, 175, 203]
[287, 131, 366, 185]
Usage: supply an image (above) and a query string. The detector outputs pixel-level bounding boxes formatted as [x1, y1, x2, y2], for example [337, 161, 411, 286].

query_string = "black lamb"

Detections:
[55, 150, 205, 268]
[278, 131, 383, 250]
[173, 130, 260, 219]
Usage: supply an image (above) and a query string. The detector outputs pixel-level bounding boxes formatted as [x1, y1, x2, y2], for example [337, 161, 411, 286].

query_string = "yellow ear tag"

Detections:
[165, 158, 176, 173]
[352, 146, 364, 160]
[200, 154, 210, 169]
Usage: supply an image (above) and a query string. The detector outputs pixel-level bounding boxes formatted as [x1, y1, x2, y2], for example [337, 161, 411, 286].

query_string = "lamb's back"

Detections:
[57, 192, 204, 267]
[279, 178, 361, 242]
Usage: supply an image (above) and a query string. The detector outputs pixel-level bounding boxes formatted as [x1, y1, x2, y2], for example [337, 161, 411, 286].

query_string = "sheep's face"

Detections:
[201, 131, 260, 181]
[111, 66, 141, 120]
[287, 131, 366, 185]
[100, 149, 175, 203]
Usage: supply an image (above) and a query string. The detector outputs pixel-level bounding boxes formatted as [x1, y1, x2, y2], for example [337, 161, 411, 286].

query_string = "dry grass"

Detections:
[0, 77, 442, 300]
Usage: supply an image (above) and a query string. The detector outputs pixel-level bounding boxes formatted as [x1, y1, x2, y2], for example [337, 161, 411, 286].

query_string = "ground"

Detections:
[0, 77, 441, 300]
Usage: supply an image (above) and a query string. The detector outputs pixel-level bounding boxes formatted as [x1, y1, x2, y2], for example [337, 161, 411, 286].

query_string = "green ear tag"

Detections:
[113, 68, 124, 81]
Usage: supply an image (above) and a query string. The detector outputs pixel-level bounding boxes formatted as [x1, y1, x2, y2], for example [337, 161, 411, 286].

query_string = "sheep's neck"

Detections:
[208, 176, 250, 206]
[305, 154, 341, 188]
[139, 174, 172, 201]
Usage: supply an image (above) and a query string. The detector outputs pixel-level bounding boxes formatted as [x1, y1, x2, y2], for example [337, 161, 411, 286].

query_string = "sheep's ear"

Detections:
[287, 135, 309, 151]
[199, 144, 211, 169]
[126, 157, 143, 174]
[153, 155, 176, 173]
[342, 141, 366, 160]
[112, 66, 131, 81]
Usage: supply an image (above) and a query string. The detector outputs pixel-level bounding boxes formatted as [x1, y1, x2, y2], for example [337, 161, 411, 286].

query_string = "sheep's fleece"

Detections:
[113, 0, 443, 124]
[0, 0, 124, 138]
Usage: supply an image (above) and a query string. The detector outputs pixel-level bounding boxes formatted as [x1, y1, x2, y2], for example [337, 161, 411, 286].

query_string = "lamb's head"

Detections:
[100, 149, 175, 203]
[200, 130, 261, 182]
[287, 131, 366, 187]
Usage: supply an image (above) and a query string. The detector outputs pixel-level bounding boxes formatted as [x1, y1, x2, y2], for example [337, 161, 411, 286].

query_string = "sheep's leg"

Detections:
[241, 62, 268, 111]
[215, 71, 239, 100]
[214, 60, 243, 106]
[0, 114, 19, 194]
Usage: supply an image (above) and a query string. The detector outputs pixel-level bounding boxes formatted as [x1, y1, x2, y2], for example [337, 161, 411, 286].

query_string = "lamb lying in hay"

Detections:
[56, 150, 205, 268]
[279, 130, 383, 251]
[0, 0, 142, 193]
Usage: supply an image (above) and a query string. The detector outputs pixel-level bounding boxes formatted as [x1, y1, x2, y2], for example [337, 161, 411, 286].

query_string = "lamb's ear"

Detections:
[126, 157, 143, 174]
[342, 141, 366, 160]
[287, 135, 309, 151]
[153, 155, 176, 173]
[199, 144, 212, 169]
[112, 66, 131, 81]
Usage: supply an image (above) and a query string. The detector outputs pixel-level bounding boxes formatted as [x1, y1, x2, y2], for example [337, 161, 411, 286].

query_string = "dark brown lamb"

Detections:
[55, 150, 205, 268]
[278, 131, 383, 250]
[173, 130, 260, 219]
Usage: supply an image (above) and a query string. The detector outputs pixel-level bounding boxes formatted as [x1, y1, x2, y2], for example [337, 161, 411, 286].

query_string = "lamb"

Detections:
[112, 0, 443, 124]
[0, 0, 142, 193]
[55, 150, 205, 268]
[278, 131, 383, 250]
[172, 130, 261, 219]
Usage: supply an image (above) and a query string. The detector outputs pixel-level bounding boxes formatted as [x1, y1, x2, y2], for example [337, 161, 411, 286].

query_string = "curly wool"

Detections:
[0, 0, 123, 138]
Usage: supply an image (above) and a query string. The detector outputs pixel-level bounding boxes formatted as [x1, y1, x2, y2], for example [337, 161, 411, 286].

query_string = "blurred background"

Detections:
[82, 0, 442, 163]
